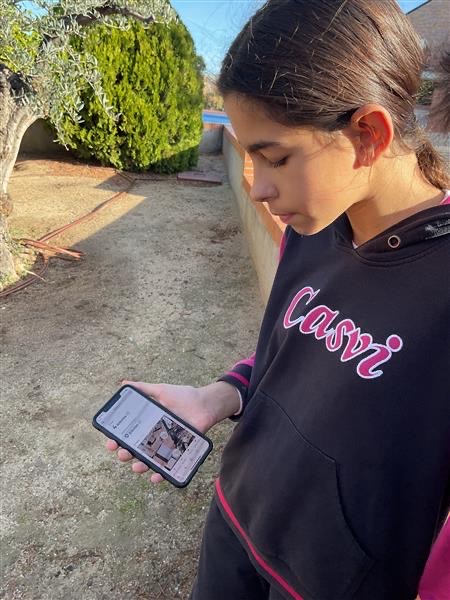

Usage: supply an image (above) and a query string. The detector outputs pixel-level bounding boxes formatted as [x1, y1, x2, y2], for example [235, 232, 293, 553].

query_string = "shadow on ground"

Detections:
[0, 155, 263, 599]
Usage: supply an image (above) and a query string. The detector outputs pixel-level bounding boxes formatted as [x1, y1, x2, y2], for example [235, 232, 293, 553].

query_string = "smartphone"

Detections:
[92, 385, 213, 488]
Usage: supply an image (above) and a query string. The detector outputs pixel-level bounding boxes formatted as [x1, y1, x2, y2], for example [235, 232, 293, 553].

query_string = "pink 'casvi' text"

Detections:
[283, 286, 403, 380]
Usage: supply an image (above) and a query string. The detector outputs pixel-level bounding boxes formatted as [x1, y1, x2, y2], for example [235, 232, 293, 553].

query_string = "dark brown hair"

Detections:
[217, 0, 449, 190]
[429, 50, 450, 133]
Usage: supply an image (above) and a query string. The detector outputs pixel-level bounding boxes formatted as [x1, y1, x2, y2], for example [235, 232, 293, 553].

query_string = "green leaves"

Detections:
[1, 0, 201, 172]
[55, 19, 204, 173]
[0, 0, 176, 130]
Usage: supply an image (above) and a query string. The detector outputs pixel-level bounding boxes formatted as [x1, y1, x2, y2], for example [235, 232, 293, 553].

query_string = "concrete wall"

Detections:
[20, 119, 225, 157]
[199, 123, 224, 154]
[222, 126, 284, 303]
[19, 119, 69, 157]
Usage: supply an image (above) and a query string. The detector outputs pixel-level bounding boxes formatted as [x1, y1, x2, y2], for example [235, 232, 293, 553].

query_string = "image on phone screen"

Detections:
[95, 386, 211, 485]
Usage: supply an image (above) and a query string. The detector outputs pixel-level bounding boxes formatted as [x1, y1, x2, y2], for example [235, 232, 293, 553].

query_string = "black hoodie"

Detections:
[217, 197, 450, 600]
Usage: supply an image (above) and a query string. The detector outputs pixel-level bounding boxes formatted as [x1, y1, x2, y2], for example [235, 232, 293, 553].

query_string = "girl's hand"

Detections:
[105, 380, 227, 484]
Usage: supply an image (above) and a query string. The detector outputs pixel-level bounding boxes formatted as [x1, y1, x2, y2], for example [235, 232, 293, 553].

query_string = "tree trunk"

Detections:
[0, 66, 39, 279]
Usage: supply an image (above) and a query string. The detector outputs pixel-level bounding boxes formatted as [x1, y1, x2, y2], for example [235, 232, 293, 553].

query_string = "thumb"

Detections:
[121, 380, 161, 400]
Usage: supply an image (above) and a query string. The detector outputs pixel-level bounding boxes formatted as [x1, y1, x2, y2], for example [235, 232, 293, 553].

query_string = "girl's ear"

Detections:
[351, 104, 394, 168]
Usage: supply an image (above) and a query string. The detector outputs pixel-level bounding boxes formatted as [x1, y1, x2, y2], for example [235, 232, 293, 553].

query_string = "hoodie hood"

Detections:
[335, 190, 450, 262]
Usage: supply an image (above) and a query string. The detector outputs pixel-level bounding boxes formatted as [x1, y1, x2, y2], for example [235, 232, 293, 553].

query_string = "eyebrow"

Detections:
[245, 140, 282, 153]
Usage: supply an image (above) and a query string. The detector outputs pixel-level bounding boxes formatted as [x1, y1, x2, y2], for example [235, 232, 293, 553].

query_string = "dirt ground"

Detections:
[0, 154, 263, 599]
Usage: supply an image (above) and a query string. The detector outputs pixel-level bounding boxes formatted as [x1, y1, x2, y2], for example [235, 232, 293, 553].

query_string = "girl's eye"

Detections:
[269, 157, 288, 169]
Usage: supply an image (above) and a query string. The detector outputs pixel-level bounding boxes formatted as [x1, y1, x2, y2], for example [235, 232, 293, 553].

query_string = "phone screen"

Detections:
[95, 386, 211, 485]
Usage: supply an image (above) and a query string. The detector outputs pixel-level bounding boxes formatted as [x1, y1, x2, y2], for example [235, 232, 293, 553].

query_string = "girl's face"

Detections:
[224, 94, 369, 236]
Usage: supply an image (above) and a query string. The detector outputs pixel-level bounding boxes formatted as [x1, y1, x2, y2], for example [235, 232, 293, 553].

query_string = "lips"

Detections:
[277, 213, 295, 224]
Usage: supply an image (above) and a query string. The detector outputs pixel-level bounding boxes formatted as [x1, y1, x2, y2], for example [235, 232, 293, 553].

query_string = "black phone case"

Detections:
[92, 384, 213, 488]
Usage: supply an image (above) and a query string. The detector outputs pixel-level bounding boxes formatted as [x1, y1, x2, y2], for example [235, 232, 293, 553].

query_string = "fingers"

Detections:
[106, 440, 163, 482]
[130, 461, 164, 483]
[132, 461, 150, 474]
[120, 380, 161, 399]
[120, 454, 164, 483]
[105, 441, 133, 462]
[108, 445, 151, 475]
[106, 439, 119, 451]
[117, 448, 133, 461]
[131, 463, 164, 483]
[106, 380, 165, 484]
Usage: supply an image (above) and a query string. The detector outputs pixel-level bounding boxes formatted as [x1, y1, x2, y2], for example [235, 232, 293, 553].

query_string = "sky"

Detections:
[172, 0, 429, 76]
[171, 0, 265, 76]
[21, 0, 430, 77]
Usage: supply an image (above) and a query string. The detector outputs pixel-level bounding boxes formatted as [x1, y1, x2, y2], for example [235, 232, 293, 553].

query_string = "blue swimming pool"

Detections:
[202, 111, 231, 125]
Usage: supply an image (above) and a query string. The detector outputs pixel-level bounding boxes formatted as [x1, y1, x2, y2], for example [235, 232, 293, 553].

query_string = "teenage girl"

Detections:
[106, 1, 450, 598]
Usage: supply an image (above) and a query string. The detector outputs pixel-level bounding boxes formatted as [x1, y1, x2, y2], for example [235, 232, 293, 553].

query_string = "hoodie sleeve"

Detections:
[217, 229, 288, 420]
[418, 513, 450, 600]
[217, 353, 256, 419]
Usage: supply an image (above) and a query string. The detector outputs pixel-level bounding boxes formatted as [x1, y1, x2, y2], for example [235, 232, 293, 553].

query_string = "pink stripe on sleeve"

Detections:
[418, 515, 450, 600]
[225, 371, 250, 387]
[234, 355, 256, 369]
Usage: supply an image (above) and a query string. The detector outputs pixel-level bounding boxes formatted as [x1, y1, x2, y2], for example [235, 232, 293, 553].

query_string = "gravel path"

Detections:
[0, 155, 263, 599]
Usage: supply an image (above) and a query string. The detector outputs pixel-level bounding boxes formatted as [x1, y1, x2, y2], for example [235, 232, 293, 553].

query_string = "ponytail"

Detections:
[414, 128, 449, 191]
[414, 47, 450, 190]
[429, 50, 450, 133]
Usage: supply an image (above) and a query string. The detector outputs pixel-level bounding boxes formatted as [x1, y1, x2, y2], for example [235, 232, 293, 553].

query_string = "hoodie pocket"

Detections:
[220, 390, 373, 600]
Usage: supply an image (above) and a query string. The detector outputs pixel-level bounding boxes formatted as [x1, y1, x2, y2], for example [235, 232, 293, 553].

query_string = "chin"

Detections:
[291, 222, 326, 236]
[290, 213, 337, 236]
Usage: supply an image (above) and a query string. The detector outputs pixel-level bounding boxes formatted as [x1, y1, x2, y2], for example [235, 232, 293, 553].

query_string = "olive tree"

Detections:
[0, 0, 175, 279]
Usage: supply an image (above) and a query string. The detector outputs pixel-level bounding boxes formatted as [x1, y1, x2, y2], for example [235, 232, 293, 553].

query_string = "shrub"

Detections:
[56, 19, 204, 173]
[415, 79, 436, 105]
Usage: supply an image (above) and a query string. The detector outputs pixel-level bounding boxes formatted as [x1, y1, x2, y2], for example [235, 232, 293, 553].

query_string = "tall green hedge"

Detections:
[415, 79, 436, 106]
[56, 19, 204, 173]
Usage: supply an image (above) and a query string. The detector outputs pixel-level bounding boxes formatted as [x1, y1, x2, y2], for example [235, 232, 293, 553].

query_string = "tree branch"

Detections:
[42, 2, 155, 45]
[40, 2, 158, 47]
[64, 4, 156, 28]
[0, 63, 32, 96]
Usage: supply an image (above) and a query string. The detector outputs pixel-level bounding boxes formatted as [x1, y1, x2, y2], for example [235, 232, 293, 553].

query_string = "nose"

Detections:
[249, 173, 278, 204]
